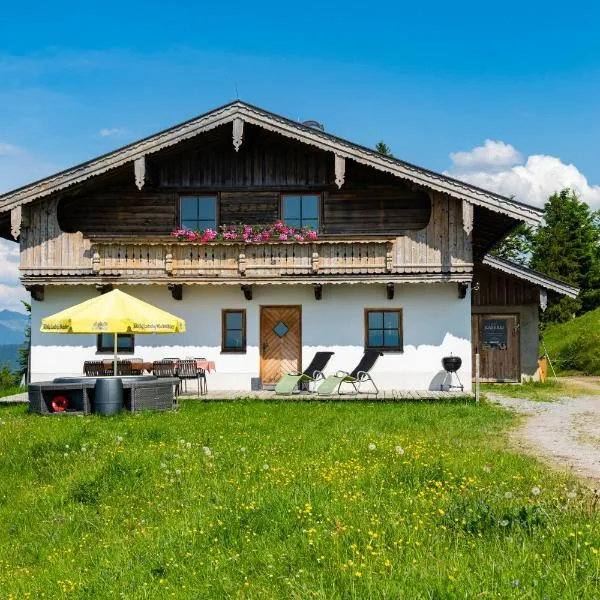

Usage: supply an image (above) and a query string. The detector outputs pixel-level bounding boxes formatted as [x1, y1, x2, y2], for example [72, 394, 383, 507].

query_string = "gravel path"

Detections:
[487, 378, 600, 486]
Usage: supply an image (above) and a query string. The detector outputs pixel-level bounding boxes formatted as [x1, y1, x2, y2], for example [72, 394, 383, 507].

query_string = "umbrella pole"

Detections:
[114, 332, 118, 376]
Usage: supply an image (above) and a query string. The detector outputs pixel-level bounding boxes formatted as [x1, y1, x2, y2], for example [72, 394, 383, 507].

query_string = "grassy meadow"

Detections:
[543, 307, 600, 375]
[480, 378, 593, 402]
[1, 400, 599, 599]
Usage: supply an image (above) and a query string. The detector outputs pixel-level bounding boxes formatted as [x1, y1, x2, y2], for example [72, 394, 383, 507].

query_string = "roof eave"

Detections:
[482, 255, 579, 298]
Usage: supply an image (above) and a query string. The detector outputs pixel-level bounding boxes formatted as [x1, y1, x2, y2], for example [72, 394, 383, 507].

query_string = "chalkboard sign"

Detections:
[482, 319, 507, 350]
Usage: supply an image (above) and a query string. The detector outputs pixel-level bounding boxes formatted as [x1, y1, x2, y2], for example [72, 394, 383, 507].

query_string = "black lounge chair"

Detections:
[274, 351, 335, 395]
[316, 351, 383, 395]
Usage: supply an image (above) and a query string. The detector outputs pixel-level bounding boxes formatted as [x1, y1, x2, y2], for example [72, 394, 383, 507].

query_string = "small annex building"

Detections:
[0, 101, 577, 391]
[472, 256, 578, 382]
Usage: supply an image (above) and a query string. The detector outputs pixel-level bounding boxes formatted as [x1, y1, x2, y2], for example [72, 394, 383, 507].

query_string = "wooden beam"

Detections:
[334, 154, 345, 188]
[10, 206, 21, 240]
[458, 282, 468, 299]
[314, 283, 323, 300]
[462, 200, 474, 236]
[539, 289, 548, 312]
[134, 156, 146, 190]
[168, 283, 183, 301]
[25, 285, 44, 301]
[232, 118, 244, 152]
[241, 285, 252, 301]
[386, 282, 394, 300]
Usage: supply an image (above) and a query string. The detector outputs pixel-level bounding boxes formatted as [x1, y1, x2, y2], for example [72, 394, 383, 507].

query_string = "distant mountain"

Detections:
[0, 310, 28, 345]
[0, 345, 21, 370]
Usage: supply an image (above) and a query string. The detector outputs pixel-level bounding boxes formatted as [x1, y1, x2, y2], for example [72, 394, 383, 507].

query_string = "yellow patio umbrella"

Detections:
[41, 289, 186, 375]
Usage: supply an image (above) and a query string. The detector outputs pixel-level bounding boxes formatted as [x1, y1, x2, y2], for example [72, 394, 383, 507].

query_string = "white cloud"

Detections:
[446, 141, 600, 209]
[99, 127, 124, 137]
[0, 239, 19, 285]
[0, 282, 29, 313]
[0, 232, 26, 313]
[449, 139, 522, 170]
[0, 142, 24, 156]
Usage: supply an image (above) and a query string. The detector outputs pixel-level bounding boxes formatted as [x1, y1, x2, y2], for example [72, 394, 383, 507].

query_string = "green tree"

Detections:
[491, 224, 534, 266]
[375, 142, 393, 157]
[18, 301, 31, 383]
[531, 189, 600, 322]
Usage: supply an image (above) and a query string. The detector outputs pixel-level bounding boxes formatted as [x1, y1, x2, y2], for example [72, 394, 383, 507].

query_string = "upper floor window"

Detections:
[180, 196, 217, 231]
[365, 309, 403, 352]
[282, 195, 319, 230]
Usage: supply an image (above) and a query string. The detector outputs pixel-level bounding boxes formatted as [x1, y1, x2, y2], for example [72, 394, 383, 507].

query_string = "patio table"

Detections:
[141, 360, 216, 373]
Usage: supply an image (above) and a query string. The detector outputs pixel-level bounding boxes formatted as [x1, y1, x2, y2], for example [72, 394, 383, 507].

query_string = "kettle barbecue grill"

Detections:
[441, 355, 464, 391]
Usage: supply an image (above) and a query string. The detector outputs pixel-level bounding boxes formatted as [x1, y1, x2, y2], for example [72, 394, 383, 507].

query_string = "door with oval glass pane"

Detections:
[260, 306, 302, 386]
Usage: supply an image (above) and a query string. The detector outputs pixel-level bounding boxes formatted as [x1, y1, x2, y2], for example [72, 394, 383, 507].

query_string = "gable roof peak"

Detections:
[0, 100, 543, 226]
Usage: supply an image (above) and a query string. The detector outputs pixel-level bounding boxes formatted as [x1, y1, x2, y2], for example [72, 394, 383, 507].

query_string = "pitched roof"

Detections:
[0, 100, 543, 224]
[483, 255, 579, 298]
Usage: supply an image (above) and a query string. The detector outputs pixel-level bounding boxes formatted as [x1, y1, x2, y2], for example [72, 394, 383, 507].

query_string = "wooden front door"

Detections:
[260, 306, 302, 385]
[472, 314, 520, 382]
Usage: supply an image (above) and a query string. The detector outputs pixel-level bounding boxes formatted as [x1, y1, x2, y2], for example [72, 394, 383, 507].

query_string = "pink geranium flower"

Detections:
[172, 222, 317, 244]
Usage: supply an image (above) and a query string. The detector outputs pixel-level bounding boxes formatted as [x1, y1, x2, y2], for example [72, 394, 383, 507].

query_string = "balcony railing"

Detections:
[90, 238, 394, 279]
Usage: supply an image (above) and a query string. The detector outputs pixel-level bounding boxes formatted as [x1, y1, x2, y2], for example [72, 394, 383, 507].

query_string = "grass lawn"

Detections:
[481, 378, 592, 402]
[1, 400, 599, 599]
[0, 385, 25, 399]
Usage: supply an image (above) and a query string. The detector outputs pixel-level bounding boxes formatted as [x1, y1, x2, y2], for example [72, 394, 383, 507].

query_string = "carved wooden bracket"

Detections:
[238, 252, 246, 275]
[241, 285, 252, 301]
[25, 285, 44, 301]
[458, 282, 469, 299]
[165, 249, 173, 274]
[10, 206, 22, 240]
[539, 289, 548, 312]
[168, 283, 183, 301]
[232, 118, 244, 152]
[334, 154, 345, 189]
[314, 283, 323, 300]
[96, 284, 113, 295]
[386, 249, 393, 272]
[134, 156, 147, 190]
[462, 200, 474, 236]
[92, 248, 101, 273]
[311, 251, 319, 274]
[386, 282, 394, 300]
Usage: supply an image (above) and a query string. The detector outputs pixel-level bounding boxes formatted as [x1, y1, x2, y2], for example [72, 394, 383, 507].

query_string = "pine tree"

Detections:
[491, 224, 534, 266]
[375, 142, 393, 157]
[530, 189, 600, 322]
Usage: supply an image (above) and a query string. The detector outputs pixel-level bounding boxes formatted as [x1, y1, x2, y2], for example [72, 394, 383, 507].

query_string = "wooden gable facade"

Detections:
[0, 101, 542, 296]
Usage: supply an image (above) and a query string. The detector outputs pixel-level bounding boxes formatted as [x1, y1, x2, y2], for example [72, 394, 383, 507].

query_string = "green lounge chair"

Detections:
[274, 351, 335, 395]
[316, 351, 383, 395]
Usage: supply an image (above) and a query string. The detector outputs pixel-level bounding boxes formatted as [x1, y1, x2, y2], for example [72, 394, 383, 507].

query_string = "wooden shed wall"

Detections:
[472, 264, 539, 306]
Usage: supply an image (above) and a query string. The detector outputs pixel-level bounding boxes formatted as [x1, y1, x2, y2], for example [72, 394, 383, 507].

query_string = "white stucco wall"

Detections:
[30, 283, 472, 391]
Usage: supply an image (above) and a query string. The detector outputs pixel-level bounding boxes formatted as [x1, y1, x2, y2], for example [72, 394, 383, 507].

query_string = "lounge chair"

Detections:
[274, 351, 335, 395]
[316, 351, 383, 395]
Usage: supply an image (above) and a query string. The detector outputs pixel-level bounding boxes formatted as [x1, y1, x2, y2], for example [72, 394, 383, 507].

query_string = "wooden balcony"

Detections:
[19, 234, 472, 285]
[90, 238, 394, 279]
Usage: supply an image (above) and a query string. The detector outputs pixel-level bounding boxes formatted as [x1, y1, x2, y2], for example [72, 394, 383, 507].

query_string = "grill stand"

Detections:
[441, 371, 464, 392]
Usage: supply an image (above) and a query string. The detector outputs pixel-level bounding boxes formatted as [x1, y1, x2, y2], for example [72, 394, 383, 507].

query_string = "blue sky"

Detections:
[1, 0, 600, 311]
